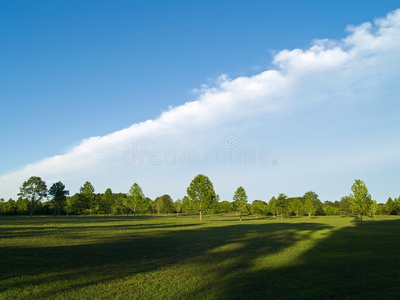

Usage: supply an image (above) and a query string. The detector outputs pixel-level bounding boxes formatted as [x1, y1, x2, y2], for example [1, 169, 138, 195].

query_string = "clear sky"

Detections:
[1, 1, 400, 203]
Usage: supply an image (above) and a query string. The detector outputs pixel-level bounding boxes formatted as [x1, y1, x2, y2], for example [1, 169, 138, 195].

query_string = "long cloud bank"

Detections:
[1, 9, 400, 199]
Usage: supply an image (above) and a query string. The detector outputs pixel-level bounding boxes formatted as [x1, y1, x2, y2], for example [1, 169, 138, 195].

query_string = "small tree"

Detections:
[303, 199, 315, 219]
[233, 186, 248, 221]
[16, 197, 30, 215]
[187, 174, 217, 221]
[174, 199, 182, 217]
[124, 183, 145, 216]
[79, 181, 95, 216]
[18, 176, 47, 217]
[348, 179, 372, 222]
[101, 188, 114, 216]
[251, 200, 267, 218]
[323, 205, 339, 216]
[370, 200, 378, 218]
[48, 181, 69, 217]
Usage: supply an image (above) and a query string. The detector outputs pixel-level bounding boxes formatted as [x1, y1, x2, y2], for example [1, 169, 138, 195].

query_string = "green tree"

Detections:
[268, 197, 279, 218]
[251, 200, 267, 218]
[48, 181, 69, 217]
[290, 198, 303, 217]
[303, 199, 315, 219]
[79, 181, 95, 216]
[101, 188, 114, 216]
[0, 198, 4, 215]
[386, 197, 396, 215]
[124, 183, 145, 216]
[18, 176, 47, 217]
[219, 201, 233, 214]
[303, 191, 322, 215]
[155, 194, 174, 215]
[16, 197, 30, 215]
[4, 199, 16, 215]
[339, 196, 352, 216]
[174, 199, 183, 217]
[323, 205, 339, 216]
[181, 196, 194, 214]
[370, 200, 378, 218]
[276, 193, 288, 219]
[348, 179, 372, 222]
[65, 193, 80, 216]
[113, 194, 127, 215]
[187, 174, 217, 221]
[233, 186, 248, 221]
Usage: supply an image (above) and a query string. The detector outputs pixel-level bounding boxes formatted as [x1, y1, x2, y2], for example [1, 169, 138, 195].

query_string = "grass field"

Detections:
[1, 214, 399, 299]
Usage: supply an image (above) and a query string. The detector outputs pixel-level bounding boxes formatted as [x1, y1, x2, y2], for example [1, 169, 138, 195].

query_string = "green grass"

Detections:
[1, 214, 399, 299]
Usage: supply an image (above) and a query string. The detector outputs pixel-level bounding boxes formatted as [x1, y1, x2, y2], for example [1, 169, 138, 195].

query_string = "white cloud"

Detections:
[1, 9, 400, 200]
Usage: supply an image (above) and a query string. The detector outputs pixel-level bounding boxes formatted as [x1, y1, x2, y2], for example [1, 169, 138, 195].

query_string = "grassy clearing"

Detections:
[1, 215, 399, 299]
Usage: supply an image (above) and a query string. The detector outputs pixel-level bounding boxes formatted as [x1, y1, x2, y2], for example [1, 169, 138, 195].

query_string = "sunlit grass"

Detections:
[1, 214, 399, 299]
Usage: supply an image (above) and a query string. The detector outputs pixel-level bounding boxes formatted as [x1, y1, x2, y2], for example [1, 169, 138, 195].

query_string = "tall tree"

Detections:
[268, 197, 279, 218]
[124, 183, 145, 216]
[233, 186, 248, 221]
[276, 193, 288, 219]
[303, 191, 322, 215]
[187, 174, 217, 221]
[79, 181, 95, 216]
[48, 181, 69, 217]
[18, 176, 47, 217]
[303, 199, 315, 219]
[348, 179, 372, 222]
[386, 197, 396, 215]
[101, 188, 114, 216]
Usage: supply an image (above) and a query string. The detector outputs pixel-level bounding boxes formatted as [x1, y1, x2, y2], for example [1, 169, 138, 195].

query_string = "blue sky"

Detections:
[1, 1, 400, 202]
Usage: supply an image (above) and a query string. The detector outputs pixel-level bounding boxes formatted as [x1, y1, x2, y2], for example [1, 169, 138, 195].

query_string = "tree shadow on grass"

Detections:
[213, 218, 400, 299]
[1, 218, 399, 299]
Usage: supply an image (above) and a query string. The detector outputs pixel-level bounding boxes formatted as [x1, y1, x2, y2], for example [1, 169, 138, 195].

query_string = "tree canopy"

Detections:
[187, 174, 217, 221]
[18, 176, 47, 217]
[349, 179, 372, 222]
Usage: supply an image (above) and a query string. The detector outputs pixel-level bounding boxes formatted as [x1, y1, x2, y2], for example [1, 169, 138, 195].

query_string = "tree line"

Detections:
[0, 175, 399, 220]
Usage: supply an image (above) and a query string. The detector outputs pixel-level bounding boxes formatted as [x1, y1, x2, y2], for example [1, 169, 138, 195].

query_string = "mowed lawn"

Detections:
[1, 215, 399, 299]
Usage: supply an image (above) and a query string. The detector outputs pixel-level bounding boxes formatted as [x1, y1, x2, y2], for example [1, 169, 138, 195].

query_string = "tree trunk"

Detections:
[199, 210, 202, 221]
[239, 211, 242, 221]
[360, 212, 363, 222]
[308, 212, 311, 219]
[281, 208, 283, 219]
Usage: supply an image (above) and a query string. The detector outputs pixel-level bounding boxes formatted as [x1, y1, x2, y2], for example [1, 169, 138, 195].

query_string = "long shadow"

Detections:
[215, 218, 400, 299]
[0, 220, 330, 298]
[1, 218, 399, 299]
